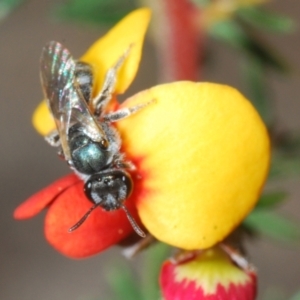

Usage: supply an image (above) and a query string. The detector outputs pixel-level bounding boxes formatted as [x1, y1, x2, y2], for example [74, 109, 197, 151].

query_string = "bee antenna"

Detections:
[121, 204, 146, 238]
[68, 203, 99, 232]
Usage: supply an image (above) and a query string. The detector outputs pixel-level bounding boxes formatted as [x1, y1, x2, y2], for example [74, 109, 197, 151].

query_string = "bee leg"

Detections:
[122, 234, 155, 258]
[45, 130, 65, 159]
[112, 153, 136, 171]
[116, 161, 136, 170]
[45, 130, 60, 147]
[115, 159, 136, 171]
[92, 45, 133, 116]
[103, 99, 155, 122]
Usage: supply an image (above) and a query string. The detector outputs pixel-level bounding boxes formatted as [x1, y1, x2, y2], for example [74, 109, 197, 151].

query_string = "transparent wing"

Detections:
[40, 41, 107, 161]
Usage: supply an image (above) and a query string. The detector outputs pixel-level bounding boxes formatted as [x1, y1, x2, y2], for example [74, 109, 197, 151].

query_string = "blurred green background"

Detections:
[0, 0, 299, 299]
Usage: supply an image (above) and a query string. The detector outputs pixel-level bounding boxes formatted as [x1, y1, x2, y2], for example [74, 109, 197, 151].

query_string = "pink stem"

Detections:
[148, 0, 202, 82]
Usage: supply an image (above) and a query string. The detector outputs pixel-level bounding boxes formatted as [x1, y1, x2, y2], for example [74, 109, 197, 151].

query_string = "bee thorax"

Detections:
[69, 126, 110, 174]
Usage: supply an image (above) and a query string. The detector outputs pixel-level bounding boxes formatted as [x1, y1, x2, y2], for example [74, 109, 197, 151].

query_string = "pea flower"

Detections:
[14, 8, 270, 259]
[160, 245, 257, 300]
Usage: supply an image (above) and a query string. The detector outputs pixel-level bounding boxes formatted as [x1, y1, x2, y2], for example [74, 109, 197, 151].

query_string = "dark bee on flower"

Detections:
[40, 41, 148, 237]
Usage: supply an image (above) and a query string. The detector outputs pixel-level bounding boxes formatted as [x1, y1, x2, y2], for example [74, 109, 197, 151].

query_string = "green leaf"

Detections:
[241, 55, 273, 125]
[0, 0, 23, 21]
[244, 210, 300, 243]
[190, 0, 210, 7]
[209, 19, 246, 47]
[107, 242, 170, 300]
[209, 19, 290, 73]
[54, 0, 136, 26]
[269, 153, 300, 180]
[107, 263, 142, 300]
[141, 243, 171, 300]
[262, 287, 287, 300]
[238, 6, 295, 33]
[275, 133, 300, 154]
[256, 192, 287, 209]
[290, 291, 300, 300]
[269, 134, 300, 179]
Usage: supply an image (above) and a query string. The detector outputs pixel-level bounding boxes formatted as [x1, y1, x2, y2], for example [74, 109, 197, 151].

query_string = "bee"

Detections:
[40, 41, 149, 237]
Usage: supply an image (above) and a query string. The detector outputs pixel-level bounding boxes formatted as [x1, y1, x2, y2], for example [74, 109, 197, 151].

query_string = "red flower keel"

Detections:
[14, 172, 142, 258]
[44, 181, 140, 258]
[14, 174, 79, 219]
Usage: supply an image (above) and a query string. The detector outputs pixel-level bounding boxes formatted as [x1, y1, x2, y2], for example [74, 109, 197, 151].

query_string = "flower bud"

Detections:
[160, 246, 257, 300]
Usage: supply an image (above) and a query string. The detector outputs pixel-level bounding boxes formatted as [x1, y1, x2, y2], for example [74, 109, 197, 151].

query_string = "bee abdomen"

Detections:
[74, 61, 93, 104]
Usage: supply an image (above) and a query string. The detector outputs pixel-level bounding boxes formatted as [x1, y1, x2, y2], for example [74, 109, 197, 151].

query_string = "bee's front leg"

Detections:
[103, 99, 155, 122]
[45, 130, 60, 147]
[110, 153, 136, 171]
[45, 130, 65, 159]
[92, 46, 132, 116]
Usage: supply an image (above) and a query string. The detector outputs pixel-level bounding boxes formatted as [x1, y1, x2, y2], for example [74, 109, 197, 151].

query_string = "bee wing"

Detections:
[40, 41, 107, 162]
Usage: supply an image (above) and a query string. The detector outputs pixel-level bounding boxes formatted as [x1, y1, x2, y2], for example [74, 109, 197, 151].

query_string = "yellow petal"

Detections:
[81, 8, 151, 96]
[117, 82, 270, 249]
[32, 100, 55, 136]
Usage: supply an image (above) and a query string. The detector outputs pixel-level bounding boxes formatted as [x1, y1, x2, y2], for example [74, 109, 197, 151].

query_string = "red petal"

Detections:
[214, 278, 257, 300]
[14, 174, 79, 219]
[44, 181, 140, 258]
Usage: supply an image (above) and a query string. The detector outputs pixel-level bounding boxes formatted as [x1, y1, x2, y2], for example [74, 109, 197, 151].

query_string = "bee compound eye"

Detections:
[83, 180, 94, 203]
[100, 138, 109, 149]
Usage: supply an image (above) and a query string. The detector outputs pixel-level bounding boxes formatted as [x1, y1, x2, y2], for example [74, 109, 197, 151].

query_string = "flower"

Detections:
[160, 246, 257, 300]
[14, 8, 270, 258]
